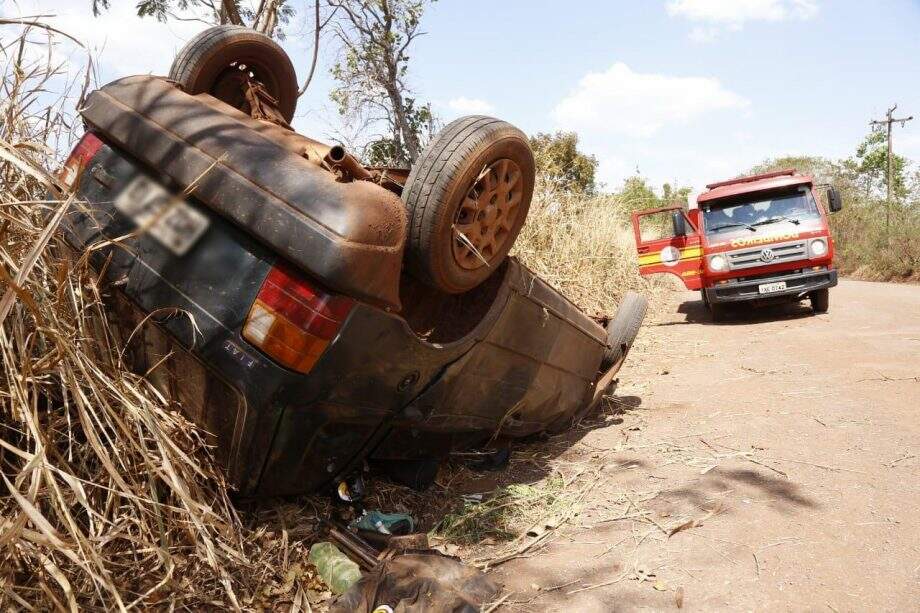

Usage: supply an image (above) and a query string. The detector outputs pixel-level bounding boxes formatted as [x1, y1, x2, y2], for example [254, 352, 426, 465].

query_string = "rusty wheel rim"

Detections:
[211, 60, 279, 114]
[452, 158, 524, 270]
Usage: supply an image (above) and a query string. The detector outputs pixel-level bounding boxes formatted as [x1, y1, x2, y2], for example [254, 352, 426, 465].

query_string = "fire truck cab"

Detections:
[631, 169, 843, 319]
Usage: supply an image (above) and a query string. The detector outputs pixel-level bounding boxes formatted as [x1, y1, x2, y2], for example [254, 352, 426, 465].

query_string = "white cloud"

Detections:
[446, 97, 495, 115]
[668, 0, 818, 41]
[688, 26, 720, 43]
[552, 62, 748, 139]
[0, 0, 205, 78]
[666, 0, 818, 25]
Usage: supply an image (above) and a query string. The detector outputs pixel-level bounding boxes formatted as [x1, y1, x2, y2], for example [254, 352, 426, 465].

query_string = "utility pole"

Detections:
[869, 105, 913, 233]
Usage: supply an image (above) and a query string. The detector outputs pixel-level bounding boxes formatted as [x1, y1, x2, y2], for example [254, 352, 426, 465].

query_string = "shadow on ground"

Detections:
[361, 392, 646, 535]
[657, 466, 820, 518]
[654, 298, 818, 326]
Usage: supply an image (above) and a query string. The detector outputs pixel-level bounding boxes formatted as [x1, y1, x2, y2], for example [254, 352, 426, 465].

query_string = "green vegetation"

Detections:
[433, 476, 575, 545]
[529, 131, 598, 193]
[750, 131, 920, 281]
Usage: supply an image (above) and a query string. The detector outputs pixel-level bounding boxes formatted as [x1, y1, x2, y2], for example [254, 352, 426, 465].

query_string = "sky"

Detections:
[3, 0, 920, 193]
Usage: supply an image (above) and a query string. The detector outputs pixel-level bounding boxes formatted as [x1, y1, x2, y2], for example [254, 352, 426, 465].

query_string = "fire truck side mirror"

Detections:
[826, 186, 843, 213]
[671, 210, 688, 236]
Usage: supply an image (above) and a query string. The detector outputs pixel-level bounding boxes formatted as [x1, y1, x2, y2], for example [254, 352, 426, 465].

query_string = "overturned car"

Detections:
[60, 26, 647, 497]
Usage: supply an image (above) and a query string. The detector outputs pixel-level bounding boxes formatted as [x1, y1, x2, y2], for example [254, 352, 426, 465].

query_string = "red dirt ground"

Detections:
[484, 279, 920, 611]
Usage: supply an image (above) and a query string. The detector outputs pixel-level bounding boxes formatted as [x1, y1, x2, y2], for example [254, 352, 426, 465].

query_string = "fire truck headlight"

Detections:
[810, 238, 827, 257]
[708, 254, 727, 272]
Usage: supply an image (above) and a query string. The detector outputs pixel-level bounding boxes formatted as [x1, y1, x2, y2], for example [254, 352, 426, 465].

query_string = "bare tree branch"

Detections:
[298, 0, 323, 96]
[327, 0, 433, 165]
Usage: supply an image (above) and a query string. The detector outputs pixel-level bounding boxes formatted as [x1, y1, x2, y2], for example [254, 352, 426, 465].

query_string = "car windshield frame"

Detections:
[702, 188, 821, 236]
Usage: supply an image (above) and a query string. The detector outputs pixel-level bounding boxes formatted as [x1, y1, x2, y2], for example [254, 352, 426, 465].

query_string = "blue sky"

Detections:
[4, 0, 919, 192]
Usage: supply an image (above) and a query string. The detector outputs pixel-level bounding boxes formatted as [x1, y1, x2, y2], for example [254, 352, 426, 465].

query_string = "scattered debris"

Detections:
[331, 550, 499, 613]
[309, 542, 363, 595]
[350, 510, 415, 535]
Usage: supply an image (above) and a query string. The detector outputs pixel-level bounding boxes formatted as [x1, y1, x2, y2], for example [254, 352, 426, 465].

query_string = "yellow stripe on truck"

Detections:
[638, 246, 703, 266]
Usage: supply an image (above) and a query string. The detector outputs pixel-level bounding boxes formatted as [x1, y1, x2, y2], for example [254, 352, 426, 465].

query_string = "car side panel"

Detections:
[371, 262, 607, 460]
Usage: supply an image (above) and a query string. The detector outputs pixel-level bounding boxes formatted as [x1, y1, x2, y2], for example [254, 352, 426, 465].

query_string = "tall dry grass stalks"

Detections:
[513, 183, 669, 317]
[0, 25, 323, 611]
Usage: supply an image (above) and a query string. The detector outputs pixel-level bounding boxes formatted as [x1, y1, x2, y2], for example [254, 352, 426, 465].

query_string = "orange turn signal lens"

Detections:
[242, 264, 353, 374]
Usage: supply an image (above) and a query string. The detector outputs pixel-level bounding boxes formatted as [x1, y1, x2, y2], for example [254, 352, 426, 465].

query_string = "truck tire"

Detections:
[708, 301, 728, 322]
[403, 116, 535, 293]
[809, 288, 829, 313]
[169, 26, 298, 123]
[600, 292, 648, 371]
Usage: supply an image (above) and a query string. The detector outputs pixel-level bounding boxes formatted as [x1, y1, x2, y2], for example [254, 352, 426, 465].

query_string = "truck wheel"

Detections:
[809, 288, 829, 313]
[169, 25, 298, 123]
[708, 301, 727, 322]
[403, 116, 535, 293]
[600, 292, 648, 371]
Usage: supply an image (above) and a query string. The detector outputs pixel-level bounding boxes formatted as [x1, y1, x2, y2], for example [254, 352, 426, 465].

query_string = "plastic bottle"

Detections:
[308, 542, 362, 594]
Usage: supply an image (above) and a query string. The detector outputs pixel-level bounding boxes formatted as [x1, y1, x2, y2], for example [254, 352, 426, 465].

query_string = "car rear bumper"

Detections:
[705, 268, 838, 304]
[80, 76, 407, 309]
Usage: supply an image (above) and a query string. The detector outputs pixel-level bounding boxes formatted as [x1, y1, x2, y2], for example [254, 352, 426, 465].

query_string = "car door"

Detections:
[631, 206, 704, 290]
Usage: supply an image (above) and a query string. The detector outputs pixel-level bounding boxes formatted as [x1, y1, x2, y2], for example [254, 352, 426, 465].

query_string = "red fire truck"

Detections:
[632, 169, 843, 319]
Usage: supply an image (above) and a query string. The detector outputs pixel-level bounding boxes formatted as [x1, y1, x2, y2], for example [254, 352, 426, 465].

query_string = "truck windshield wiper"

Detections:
[751, 215, 800, 227]
[709, 221, 756, 232]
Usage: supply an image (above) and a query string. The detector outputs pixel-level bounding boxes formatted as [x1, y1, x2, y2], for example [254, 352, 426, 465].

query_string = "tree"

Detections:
[615, 175, 662, 213]
[852, 130, 908, 201]
[529, 131, 598, 193]
[328, 0, 435, 166]
[661, 182, 691, 207]
[91, 1, 296, 39]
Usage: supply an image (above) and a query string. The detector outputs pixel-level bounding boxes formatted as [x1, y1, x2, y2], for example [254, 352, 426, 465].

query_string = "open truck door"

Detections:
[631, 206, 704, 290]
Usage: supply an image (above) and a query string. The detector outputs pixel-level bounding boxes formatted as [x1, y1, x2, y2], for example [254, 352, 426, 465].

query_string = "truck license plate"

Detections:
[758, 281, 787, 294]
[114, 175, 209, 256]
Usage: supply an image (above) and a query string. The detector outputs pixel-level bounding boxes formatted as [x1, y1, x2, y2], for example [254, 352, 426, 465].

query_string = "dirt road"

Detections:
[487, 279, 920, 611]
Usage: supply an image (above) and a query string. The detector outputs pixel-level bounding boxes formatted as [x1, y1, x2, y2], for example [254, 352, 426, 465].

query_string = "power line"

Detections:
[869, 104, 913, 233]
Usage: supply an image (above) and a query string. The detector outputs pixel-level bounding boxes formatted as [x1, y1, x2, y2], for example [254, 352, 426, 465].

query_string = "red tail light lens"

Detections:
[60, 132, 104, 188]
[242, 263, 353, 374]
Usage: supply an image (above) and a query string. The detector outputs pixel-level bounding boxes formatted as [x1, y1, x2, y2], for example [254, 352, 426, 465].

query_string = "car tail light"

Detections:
[60, 132, 104, 188]
[242, 263, 353, 374]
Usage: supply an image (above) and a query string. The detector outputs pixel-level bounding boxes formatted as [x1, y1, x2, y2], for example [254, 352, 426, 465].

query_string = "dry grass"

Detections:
[513, 184, 669, 318]
[433, 475, 575, 545]
[0, 25, 329, 611]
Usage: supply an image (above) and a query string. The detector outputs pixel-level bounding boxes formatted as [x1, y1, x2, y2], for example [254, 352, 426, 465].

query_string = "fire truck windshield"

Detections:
[703, 189, 820, 235]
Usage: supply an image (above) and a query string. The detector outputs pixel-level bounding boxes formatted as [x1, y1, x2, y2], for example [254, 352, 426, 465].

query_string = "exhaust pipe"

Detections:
[324, 145, 374, 182]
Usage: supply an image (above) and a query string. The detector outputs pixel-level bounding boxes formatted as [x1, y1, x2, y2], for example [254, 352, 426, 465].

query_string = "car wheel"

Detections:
[600, 292, 649, 371]
[403, 116, 535, 293]
[809, 288, 829, 313]
[169, 25, 298, 123]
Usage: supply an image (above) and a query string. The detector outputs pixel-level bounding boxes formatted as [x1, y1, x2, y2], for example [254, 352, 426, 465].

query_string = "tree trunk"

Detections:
[387, 87, 419, 163]
[220, 0, 245, 26]
[255, 0, 282, 35]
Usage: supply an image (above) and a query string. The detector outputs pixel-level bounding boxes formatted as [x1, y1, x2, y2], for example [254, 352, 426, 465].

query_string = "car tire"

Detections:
[169, 25, 298, 123]
[809, 288, 829, 313]
[600, 291, 648, 371]
[402, 115, 535, 293]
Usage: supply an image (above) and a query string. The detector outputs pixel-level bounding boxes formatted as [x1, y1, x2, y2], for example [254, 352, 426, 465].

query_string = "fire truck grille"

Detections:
[727, 240, 807, 270]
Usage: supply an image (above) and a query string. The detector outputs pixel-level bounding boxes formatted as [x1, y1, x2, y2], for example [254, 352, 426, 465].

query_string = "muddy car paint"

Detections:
[81, 76, 407, 310]
[63, 110, 616, 496]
